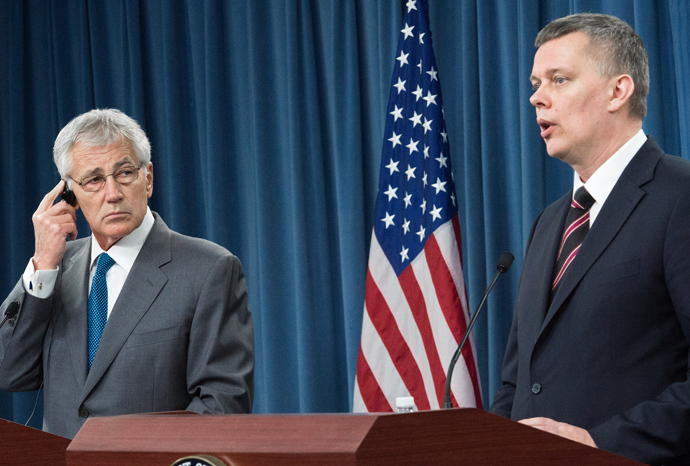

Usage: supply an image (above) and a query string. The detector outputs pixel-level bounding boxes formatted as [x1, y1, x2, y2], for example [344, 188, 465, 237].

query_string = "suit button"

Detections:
[531, 382, 542, 394]
[78, 407, 89, 418]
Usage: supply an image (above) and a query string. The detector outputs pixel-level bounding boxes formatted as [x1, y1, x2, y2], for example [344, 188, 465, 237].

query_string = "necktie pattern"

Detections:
[552, 187, 595, 293]
[88, 253, 115, 368]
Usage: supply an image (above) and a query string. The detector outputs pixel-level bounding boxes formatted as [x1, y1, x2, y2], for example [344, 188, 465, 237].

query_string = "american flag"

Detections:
[353, 0, 481, 412]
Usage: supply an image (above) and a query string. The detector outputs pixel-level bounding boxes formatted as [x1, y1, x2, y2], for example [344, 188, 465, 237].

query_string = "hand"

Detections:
[519, 417, 598, 448]
[32, 180, 78, 271]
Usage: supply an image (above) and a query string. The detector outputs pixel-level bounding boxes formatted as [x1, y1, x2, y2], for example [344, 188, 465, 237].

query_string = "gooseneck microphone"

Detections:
[443, 252, 514, 409]
[0, 301, 20, 330]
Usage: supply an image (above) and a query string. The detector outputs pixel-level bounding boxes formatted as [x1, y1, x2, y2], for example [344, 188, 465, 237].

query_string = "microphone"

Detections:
[443, 252, 514, 409]
[0, 301, 20, 330]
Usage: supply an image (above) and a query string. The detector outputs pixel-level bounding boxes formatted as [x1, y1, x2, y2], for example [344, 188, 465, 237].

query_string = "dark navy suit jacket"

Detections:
[490, 138, 690, 465]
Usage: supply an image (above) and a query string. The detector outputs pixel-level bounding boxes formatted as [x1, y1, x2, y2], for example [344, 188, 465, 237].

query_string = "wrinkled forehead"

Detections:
[69, 139, 140, 175]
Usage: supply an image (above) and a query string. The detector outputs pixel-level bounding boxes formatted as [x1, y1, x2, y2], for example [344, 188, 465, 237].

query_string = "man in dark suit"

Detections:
[0, 109, 254, 439]
[490, 13, 690, 465]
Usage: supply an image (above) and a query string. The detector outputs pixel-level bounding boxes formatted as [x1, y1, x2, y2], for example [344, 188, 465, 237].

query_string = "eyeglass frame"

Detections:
[68, 163, 146, 193]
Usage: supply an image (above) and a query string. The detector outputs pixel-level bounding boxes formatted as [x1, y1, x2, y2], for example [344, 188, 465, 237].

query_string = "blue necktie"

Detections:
[88, 253, 115, 368]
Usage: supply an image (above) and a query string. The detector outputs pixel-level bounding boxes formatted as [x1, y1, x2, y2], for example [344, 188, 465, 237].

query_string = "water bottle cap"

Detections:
[395, 396, 415, 409]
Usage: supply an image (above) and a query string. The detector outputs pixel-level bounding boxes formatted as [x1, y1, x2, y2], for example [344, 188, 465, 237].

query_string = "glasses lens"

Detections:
[81, 175, 106, 192]
[77, 165, 141, 192]
[115, 165, 140, 184]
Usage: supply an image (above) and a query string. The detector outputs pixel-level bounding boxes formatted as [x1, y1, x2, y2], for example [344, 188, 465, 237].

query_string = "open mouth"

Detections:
[537, 119, 555, 138]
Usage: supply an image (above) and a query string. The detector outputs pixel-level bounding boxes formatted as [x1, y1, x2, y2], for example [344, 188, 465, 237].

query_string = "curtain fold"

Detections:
[1, 0, 689, 425]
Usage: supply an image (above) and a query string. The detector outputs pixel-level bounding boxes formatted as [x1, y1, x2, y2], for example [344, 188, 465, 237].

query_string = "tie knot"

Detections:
[572, 187, 595, 211]
[95, 253, 115, 276]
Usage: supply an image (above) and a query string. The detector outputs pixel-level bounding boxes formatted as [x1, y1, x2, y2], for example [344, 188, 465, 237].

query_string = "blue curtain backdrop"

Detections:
[1, 0, 689, 427]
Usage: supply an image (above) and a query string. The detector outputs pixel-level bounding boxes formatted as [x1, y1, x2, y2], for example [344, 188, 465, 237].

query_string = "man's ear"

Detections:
[145, 162, 154, 199]
[608, 74, 635, 114]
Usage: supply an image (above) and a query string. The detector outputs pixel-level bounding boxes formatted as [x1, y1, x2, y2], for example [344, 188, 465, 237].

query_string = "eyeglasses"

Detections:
[70, 164, 145, 193]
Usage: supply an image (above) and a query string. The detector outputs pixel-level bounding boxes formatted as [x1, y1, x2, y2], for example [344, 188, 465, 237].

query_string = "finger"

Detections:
[47, 199, 78, 221]
[66, 222, 78, 241]
[51, 212, 79, 227]
[34, 202, 76, 228]
[37, 180, 67, 213]
[519, 418, 562, 434]
[519, 417, 551, 426]
[55, 212, 79, 241]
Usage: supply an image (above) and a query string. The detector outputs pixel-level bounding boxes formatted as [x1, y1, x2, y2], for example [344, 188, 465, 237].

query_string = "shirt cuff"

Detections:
[22, 258, 58, 299]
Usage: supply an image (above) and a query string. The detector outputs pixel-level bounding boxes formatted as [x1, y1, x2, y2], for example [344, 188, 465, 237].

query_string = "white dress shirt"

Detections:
[573, 129, 647, 226]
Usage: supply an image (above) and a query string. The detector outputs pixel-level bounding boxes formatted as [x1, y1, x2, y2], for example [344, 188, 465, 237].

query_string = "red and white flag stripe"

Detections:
[354, 216, 482, 412]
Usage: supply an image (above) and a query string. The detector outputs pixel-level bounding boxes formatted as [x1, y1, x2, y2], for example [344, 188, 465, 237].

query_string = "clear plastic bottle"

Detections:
[395, 396, 415, 413]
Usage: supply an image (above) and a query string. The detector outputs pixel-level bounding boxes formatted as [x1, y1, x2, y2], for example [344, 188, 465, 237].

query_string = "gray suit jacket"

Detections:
[0, 212, 254, 439]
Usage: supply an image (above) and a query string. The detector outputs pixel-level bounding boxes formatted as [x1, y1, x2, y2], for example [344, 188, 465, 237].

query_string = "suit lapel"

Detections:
[60, 240, 92, 389]
[541, 138, 661, 333]
[81, 214, 172, 399]
[521, 193, 570, 349]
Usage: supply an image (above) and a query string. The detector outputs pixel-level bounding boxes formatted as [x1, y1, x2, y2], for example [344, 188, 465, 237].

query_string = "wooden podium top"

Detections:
[66, 409, 643, 465]
[0, 418, 70, 466]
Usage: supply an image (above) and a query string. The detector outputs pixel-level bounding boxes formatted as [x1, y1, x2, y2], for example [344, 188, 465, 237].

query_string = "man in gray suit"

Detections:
[0, 109, 254, 439]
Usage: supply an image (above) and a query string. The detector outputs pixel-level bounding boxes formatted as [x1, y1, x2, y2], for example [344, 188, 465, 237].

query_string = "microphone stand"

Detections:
[443, 253, 513, 409]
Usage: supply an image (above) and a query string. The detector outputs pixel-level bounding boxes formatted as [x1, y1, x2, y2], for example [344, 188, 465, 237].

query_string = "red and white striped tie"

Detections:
[552, 187, 595, 295]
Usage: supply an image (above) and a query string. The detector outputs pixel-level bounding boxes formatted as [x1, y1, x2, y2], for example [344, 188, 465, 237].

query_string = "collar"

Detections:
[573, 129, 647, 216]
[89, 207, 155, 272]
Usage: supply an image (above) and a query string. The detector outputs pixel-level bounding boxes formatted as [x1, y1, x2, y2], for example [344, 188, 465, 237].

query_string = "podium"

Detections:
[0, 418, 70, 465]
[66, 408, 643, 465]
